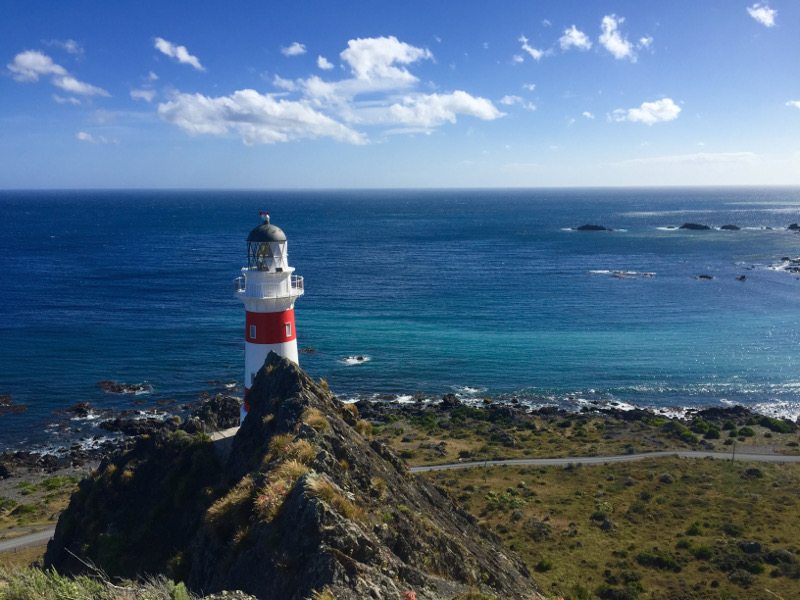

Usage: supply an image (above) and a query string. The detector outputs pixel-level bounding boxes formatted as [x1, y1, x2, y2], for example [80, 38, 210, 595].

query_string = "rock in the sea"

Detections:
[720, 224, 740, 231]
[736, 275, 747, 281]
[440, 393, 461, 409]
[99, 415, 178, 436]
[575, 224, 612, 231]
[96, 380, 153, 394]
[788, 223, 800, 231]
[0, 394, 27, 417]
[695, 274, 714, 280]
[47, 352, 540, 600]
[680, 223, 711, 230]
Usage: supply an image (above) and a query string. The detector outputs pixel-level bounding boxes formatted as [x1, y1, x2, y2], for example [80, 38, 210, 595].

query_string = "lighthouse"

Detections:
[234, 212, 304, 422]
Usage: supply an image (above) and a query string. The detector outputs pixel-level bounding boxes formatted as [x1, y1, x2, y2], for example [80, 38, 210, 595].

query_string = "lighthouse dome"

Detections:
[247, 221, 287, 243]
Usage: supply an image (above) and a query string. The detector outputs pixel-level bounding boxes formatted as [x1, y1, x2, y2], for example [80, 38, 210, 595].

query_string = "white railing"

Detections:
[233, 274, 304, 298]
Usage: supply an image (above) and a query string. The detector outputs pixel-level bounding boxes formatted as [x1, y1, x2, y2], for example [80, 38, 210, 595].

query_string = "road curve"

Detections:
[2, 450, 797, 554]
[0, 527, 55, 553]
[409, 450, 800, 473]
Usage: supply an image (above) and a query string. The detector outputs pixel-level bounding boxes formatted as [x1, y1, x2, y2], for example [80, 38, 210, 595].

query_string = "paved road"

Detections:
[0, 527, 55, 553]
[3, 449, 798, 555]
[409, 450, 800, 472]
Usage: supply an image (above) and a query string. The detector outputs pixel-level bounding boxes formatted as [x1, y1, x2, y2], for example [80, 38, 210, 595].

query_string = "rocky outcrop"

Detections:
[680, 223, 711, 230]
[788, 223, 800, 231]
[720, 224, 740, 231]
[46, 353, 540, 600]
[575, 224, 612, 231]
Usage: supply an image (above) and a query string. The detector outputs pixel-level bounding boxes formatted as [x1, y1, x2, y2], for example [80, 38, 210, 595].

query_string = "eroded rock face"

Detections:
[46, 353, 540, 600]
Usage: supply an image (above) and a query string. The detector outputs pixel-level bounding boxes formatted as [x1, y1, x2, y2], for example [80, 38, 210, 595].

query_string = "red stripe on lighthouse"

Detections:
[245, 309, 296, 344]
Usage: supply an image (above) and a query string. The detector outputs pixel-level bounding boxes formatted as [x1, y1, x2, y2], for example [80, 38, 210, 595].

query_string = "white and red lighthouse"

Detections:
[234, 212, 304, 422]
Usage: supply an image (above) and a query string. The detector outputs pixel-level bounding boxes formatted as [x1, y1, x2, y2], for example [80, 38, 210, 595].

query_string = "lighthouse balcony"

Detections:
[234, 274, 304, 299]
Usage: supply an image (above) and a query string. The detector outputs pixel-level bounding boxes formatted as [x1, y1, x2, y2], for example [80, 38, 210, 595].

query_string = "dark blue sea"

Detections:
[1, 188, 799, 450]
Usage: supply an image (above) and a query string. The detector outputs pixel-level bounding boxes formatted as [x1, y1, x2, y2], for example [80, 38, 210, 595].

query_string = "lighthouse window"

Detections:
[249, 324, 256, 339]
[285, 322, 292, 337]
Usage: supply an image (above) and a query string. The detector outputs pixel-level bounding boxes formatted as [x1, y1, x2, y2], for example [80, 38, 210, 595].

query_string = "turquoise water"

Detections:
[1, 188, 799, 448]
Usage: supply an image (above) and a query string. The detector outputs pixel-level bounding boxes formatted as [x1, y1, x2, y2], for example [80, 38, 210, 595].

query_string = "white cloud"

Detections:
[8, 50, 108, 96]
[131, 89, 156, 102]
[383, 91, 503, 129]
[157, 89, 367, 145]
[582, 111, 595, 119]
[518, 35, 544, 61]
[340, 36, 432, 85]
[616, 152, 758, 166]
[154, 37, 204, 71]
[147, 71, 159, 81]
[786, 100, 800, 110]
[559, 25, 592, 51]
[611, 98, 681, 125]
[512, 54, 524, 64]
[522, 83, 536, 91]
[500, 95, 522, 106]
[75, 131, 115, 144]
[281, 42, 307, 57]
[53, 75, 109, 96]
[599, 15, 635, 61]
[46, 39, 83, 56]
[273, 75, 297, 91]
[7, 50, 66, 81]
[317, 55, 334, 70]
[747, 3, 777, 27]
[499, 95, 536, 111]
[53, 94, 80, 105]
[638, 36, 654, 49]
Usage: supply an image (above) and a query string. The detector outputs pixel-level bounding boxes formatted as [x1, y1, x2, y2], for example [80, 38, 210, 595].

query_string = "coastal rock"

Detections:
[0, 462, 10, 479]
[575, 224, 612, 231]
[99, 415, 178, 436]
[736, 275, 747, 281]
[679, 223, 711, 230]
[439, 393, 461, 409]
[47, 352, 540, 600]
[788, 223, 800, 231]
[695, 274, 714, 280]
[0, 394, 27, 417]
[96, 380, 153, 394]
[720, 224, 740, 231]
[189, 394, 242, 432]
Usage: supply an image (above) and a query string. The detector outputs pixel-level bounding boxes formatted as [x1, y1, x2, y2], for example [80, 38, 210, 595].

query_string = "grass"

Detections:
[306, 476, 364, 522]
[301, 408, 330, 433]
[371, 407, 800, 467]
[424, 458, 800, 599]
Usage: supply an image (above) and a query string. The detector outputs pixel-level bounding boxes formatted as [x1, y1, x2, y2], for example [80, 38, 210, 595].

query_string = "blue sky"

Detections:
[1, 1, 799, 188]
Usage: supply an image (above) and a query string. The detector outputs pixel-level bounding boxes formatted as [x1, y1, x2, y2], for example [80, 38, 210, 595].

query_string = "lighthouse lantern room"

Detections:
[234, 212, 304, 422]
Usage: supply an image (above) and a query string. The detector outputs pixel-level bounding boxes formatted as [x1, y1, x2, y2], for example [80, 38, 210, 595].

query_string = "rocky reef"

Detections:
[45, 353, 540, 600]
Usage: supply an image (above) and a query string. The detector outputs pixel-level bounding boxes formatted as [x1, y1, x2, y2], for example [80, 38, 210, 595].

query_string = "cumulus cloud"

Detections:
[281, 42, 306, 57]
[147, 71, 159, 81]
[638, 36, 654, 49]
[559, 26, 592, 51]
[522, 83, 536, 91]
[582, 111, 595, 119]
[154, 37, 204, 71]
[383, 91, 503, 128]
[599, 15, 635, 61]
[340, 36, 432, 84]
[159, 36, 501, 145]
[786, 100, 800, 110]
[512, 54, 524, 64]
[518, 35, 544, 61]
[7, 50, 108, 96]
[747, 3, 777, 27]
[611, 98, 681, 125]
[7, 50, 66, 81]
[317, 55, 334, 70]
[130, 89, 156, 102]
[157, 89, 366, 145]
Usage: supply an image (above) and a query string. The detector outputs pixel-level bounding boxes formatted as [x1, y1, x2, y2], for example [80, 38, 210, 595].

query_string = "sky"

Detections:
[1, 0, 799, 188]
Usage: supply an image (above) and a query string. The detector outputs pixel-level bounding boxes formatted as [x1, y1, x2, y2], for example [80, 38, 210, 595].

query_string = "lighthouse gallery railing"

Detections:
[233, 275, 304, 298]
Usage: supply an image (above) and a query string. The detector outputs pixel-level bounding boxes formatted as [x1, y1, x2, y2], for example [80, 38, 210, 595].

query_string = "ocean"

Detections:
[1, 188, 799, 450]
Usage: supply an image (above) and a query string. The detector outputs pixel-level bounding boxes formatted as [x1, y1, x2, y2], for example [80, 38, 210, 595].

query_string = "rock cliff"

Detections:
[46, 352, 540, 600]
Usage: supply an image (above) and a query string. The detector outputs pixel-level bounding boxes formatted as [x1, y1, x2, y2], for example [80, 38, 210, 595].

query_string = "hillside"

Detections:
[44, 352, 540, 600]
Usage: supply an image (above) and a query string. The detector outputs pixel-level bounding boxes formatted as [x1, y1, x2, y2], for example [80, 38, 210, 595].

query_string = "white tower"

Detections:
[234, 212, 304, 422]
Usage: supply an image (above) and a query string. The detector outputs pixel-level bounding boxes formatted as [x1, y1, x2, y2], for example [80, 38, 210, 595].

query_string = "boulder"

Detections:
[439, 393, 461, 409]
[679, 223, 711, 230]
[720, 224, 740, 231]
[788, 223, 800, 231]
